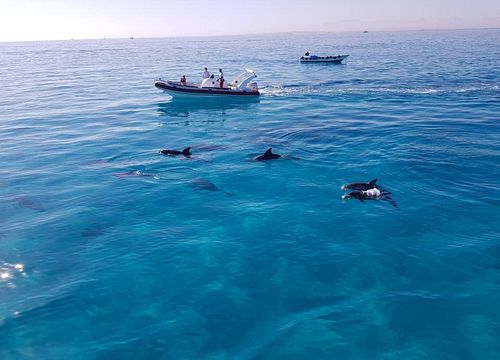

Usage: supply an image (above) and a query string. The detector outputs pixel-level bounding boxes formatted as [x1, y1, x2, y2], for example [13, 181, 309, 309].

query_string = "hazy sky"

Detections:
[1, 0, 499, 41]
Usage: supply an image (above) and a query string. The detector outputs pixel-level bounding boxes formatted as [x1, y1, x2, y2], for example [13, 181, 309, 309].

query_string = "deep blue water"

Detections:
[0, 29, 499, 359]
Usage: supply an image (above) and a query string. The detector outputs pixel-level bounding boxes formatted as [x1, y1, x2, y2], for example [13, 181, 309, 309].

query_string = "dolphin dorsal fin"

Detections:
[182, 147, 191, 154]
[264, 148, 273, 155]
[369, 179, 378, 186]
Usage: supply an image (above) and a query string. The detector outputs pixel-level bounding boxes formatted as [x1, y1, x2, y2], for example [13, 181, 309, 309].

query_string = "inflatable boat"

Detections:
[155, 69, 260, 97]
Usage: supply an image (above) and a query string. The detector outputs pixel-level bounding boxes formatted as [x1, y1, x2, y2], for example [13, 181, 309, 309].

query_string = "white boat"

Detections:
[155, 69, 260, 97]
[300, 54, 349, 63]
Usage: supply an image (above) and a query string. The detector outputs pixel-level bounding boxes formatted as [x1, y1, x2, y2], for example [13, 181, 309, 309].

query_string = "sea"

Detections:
[0, 29, 499, 359]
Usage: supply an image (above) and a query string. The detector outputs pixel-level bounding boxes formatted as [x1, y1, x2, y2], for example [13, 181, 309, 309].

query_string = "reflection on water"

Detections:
[157, 96, 261, 118]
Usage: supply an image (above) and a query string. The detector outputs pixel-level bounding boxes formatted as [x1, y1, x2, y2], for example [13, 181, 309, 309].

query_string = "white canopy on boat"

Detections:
[230, 69, 257, 89]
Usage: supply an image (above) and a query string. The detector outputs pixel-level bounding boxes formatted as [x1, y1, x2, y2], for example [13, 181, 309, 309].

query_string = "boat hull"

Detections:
[300, 55, 349, 63]
[155, 80, 260, 97]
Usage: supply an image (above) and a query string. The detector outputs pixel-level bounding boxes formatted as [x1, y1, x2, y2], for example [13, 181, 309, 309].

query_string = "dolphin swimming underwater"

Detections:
[342, 187, 399, 209]
[113, 171, 159, 180]
[342, 179, 379, 191]
[160, 147, 191, 157]
[254, 148, 282, 161]
[189, 178, 234, 196]
[11, 196, 46, 212]
[189, 178, 219, 192]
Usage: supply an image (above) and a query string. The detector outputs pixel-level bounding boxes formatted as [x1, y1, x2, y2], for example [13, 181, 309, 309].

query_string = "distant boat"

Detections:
[300, 53, 349, 63]
[155, 69, 260, 97]
[130, 36, 134, 39]
[363, 31, 369, 33]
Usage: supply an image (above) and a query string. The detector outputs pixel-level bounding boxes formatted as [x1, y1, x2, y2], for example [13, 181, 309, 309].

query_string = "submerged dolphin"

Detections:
[113, 170, 159, 180]
[12, 196, 46, 212]
[81, 223, 106, 237]
[189, 178, 219, 191]
[342, 187, 399, 208]
[189, 178, 234, 196]
[342, 179, 378, 191]
[192, 144, 227, 152]
[254, 148, 282, 161]
[160, 147, 191, 157]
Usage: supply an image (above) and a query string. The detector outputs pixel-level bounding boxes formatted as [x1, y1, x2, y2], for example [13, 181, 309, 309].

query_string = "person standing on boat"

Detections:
[202, 67, 210, 79]
[218, 68, 224, 88]
[180, 75, 187, 85]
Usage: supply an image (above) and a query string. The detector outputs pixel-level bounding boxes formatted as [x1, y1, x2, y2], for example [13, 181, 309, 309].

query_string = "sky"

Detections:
[1, 0, 499, 42]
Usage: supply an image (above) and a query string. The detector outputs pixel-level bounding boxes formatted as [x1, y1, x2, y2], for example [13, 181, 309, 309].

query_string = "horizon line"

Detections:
[1, 26, 499, 44]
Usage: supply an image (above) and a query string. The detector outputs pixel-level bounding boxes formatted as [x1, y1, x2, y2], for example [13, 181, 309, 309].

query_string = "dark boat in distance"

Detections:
[300, 52, 349, 63]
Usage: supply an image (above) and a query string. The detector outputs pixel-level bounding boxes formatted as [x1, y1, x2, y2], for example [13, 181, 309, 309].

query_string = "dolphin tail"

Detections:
[383, 196, 399, 209]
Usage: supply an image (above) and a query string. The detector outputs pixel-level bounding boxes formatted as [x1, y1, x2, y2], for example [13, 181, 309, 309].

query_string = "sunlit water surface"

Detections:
[0, 30, 499, 359]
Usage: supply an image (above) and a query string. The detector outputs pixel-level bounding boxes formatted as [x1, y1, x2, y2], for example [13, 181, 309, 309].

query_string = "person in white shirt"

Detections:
[218, 68, 224, 88]
[202, 67, 210, 79]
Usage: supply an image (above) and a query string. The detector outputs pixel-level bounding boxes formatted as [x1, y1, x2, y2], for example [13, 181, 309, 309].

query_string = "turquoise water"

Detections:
[0, 29, 499, 359]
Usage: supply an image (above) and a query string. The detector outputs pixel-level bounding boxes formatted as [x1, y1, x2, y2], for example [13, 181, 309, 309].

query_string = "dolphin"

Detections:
[160, 147, 191, 157]
[81, 223, 106, 237]
[189, 178, 234, 196]
[342, 187, 399, 208]
[189, 178, 219, 192]
[254, 148, 281, 161]
[342, 179, 378, 191]
[192, 144, 227, 152]
[113, 170, 159, 180]
[12, 196, 46, 212]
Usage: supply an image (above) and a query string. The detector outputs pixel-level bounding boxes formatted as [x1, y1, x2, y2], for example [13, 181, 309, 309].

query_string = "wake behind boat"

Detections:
[300, 52, 349, 63]
[155, 69, 260, 97]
